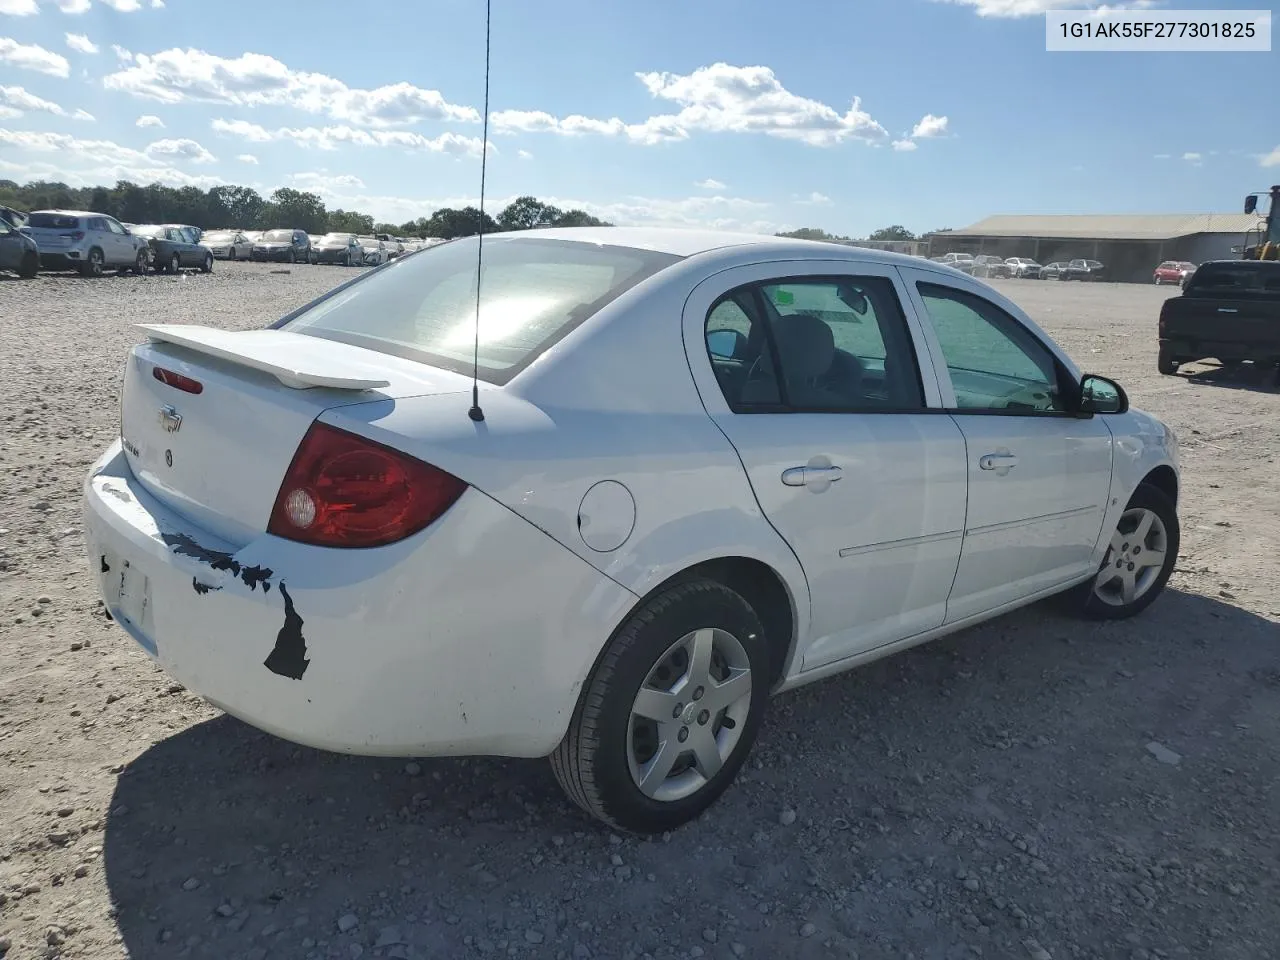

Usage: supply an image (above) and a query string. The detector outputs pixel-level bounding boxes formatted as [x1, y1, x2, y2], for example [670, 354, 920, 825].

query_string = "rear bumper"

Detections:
[1160, 337, 1280, 363]
[82, 441, 638, 758]
[39, 251, 83, 267]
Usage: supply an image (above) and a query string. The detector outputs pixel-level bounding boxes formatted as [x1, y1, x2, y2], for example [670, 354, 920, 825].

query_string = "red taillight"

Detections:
[267, 422, 467, 548]
[152, 366, 204, 394]
[65, 231, 85, 242]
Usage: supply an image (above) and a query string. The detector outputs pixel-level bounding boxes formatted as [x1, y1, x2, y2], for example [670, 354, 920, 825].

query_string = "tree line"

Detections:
[0, 179, 611, 239]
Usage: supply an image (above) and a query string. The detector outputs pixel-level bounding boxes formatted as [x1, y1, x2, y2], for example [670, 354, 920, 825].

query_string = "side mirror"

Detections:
[706, 329, 746, 361]
[1244, 195, 1258, 215]
[1078, 374, 1127, 415]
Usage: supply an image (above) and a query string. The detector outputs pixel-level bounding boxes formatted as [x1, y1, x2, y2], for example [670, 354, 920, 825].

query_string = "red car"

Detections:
[1153, 261, 1196, 286]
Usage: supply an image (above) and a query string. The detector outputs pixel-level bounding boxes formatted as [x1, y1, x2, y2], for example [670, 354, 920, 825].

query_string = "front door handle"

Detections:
[781, 465, 844, 487]
[978, 453, 1019, 473]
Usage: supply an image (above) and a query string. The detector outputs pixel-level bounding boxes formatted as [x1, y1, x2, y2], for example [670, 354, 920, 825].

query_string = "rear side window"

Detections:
[282, 237, 681, 385]
[28, 213, 79, 229]
[1186, 263, 1280, 295]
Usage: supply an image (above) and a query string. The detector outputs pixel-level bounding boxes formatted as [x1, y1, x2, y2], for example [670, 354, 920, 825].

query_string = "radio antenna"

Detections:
[467, 0, 493, 423]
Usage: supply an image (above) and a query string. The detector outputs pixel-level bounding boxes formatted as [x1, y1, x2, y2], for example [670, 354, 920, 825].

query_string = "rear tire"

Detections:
[551, 580, 771, 833]
[1068, 484, 1179, 621]
[167, 253, 181, 274]
[80, 247, 104, 278]
[1157, 345, 1180, 376]
[18, 251, 38, 279]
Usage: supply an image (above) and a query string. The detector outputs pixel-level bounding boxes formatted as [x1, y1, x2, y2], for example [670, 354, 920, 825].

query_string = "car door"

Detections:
[900, 271, 1114, 622]
[101, 217, 130, 265]
[0, 218, 20, 270]
[684, 262, 968, 671]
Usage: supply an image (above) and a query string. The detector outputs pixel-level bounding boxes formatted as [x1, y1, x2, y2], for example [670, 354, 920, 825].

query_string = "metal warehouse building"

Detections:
[926, 213, 1262, 283]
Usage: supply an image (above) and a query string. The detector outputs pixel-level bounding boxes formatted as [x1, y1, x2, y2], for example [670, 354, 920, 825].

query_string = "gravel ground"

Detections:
[1, 263, 1278, 960]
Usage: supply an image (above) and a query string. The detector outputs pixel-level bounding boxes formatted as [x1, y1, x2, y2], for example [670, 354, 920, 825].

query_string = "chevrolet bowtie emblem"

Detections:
[158, 404, 182, 434]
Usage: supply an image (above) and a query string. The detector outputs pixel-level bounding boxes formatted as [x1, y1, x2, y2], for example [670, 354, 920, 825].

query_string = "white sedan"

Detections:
[82, 228, 1180, 833]
[201, 230, 254, 261]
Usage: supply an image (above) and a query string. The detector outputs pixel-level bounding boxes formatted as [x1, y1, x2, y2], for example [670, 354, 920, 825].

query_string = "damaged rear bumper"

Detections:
[82, 440, 639, 759]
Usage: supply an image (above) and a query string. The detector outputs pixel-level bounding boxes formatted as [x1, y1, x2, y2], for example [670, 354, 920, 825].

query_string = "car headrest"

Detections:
[773, 312, 835, 380]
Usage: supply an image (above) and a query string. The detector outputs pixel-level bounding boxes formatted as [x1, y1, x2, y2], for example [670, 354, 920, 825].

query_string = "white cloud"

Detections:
[0, 127, 223, 187]
[1182, 152, 1202, 163]
[0, 105, 19, 118]
[211, 117, 490, 157]
[1261, 146, 1280, 168]
[892, 139, 918, 151]
[695, 178, 727, 189]
[0, 0, 39, 16]
[65, 32, 98, 53]
[492, 63, 904, 149]
[110, 43, 131, 62]
[933, 0, 1157, 16]
[0, 37, 71, 77]
[100, 0, 142, 9]
[796, 191, 831, 205]
[1153, 153, 1171, 159]
[0, 84, 64, 115]
[104, 47, 480, 127]
[290, 171, 366, 192]
[52, 0, 92, 11]
[517, 148, 533, 159]
[146, 136, 215, 163]
[910, 114, 949, 139]
[638, 63, 889, 146]
[135, 113, 163, 127]
[71, 107, 92, 120]
[236, 153, 258, 163]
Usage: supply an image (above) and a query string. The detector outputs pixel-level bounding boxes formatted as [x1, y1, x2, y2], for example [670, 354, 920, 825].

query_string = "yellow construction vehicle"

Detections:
[1243, 185, 1280, 260]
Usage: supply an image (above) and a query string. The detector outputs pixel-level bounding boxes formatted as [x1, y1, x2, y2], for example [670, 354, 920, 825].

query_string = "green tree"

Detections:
[327, 209, 375, 234]
[553, 209, 611, 228]
[263, 188, 327, 233]
[868, 225, 915, 241]
[775, 227, 847, 241]
[424, 206, 497, 239]
[88, 186, 111, 215]
[497, 195, 564, 231]
[207, 185, 265, 229]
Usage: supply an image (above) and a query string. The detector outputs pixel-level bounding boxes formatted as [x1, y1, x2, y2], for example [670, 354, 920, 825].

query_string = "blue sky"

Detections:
[1, 0, 1276, 235]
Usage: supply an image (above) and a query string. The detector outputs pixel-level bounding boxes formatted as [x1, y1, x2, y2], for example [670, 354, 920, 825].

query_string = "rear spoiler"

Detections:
[136, 324, 391, 391]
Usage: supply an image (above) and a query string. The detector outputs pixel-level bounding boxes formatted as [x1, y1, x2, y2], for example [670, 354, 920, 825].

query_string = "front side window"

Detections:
[705, 276, 925, 412]
[916, 282, 1068, 414]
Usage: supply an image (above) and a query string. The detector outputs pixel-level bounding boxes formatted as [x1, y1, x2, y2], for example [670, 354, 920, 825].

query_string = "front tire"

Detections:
[551, 580, 770, 834]
[1073, 484, 1179, 621]
[201, 253, 213, 273]
[133, 249, 149, 275]
[167, 253, 181, 274]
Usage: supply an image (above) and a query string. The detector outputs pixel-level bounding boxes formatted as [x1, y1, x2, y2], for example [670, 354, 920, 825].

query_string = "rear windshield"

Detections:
[280, 237, 681, 384]
[262, 230, 292, 241]
[131, 225, 164, 237]
[1186, 263, 1280, 296]
[203, 231, 235, 242]
[28, 213, 79, 229]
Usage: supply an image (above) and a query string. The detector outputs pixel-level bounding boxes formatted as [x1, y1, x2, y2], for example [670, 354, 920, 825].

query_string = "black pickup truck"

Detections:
[1157, 260, 1280, 374]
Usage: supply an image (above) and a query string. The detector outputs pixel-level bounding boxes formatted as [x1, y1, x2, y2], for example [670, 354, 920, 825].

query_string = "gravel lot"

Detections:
[1, 262, 1278, 960]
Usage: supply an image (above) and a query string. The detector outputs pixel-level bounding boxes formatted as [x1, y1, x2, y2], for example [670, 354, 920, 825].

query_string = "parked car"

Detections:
[312, 232, 365, 266]
[1157, 260, 1280, 374]
[23, 210, 150, 276]
[0, 204, 27, 229]
[132, 224, 214, 274]
[930, 252, 976, 274]
[0, 214, 39, 278]
[251, 229, 312, 264]
[242, 230, 265, 243]
[1063, 259, 1106, 281]
[1153, 261, 1196, 287]
[356, 235, 388, 266]
[83, 228, 1180, 833]
[202, 229, 254, 261]
[1005, 257, 1042, 279]
[1041, 262, 1068, 281]
[971, 254, 1012, 279]
[375, 233, 405, 259]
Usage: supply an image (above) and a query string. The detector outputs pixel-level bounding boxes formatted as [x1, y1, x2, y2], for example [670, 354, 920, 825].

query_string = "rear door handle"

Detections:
[782, 465, 843, 487]
[978, 453, 1019, 472]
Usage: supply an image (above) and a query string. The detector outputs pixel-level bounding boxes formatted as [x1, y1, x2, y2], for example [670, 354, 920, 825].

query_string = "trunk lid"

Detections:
[120, 325, 471, 546]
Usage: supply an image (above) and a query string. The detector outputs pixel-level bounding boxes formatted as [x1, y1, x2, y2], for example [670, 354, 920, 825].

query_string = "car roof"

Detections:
[488, 226, 947, 271]
[29, 209, 100, 218]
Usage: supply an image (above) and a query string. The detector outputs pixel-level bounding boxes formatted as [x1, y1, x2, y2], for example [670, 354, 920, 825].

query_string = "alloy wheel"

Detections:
[1093, 507, 1168, 607]
[626, 627, 753, 803]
